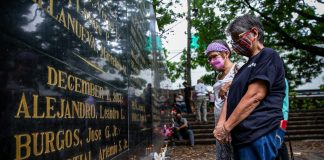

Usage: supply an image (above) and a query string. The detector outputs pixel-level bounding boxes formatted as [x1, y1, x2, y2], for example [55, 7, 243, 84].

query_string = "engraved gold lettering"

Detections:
[37, 3, 126, 73]
[46, 0, 54, 17]
[44, 131, 55, 154]
[33, 94, 44, 118]
[74, 76, 81, 93]
[99, 143, 118, 160]
[81, 80, 89, 95]
[86, 103, 90, 118]
[99, 105, 119, 119]
[67, 151, 91, 160]
[45, 96, 56, 118]
[47, 66, 57, 86]
[58, 70, 67, 89]
[104, 125, 110, 139]
[119, 140, 122, 152]
[72, 100, 79, 118]
[64, 101, 72, 118]
[73, 129, 80, 147]
[67, 75, 75, 90]
[123, 139, 128, 149]
[56, 130, 64, 151]
[75, 19, 81, 38]
[16, 130, 81, 158]
[76, 0, 80, 12]
[78, 101, 85, 118]
[15, 134, 31, 160]
[67, 13, 75, 31]
[57, 8, 67, 27]
[81, 26, 87, 42]
[15, 92, 31, 118]
[47, 66, 106, 100]
[32, 132, 44, 156]
[57, 99, 65, 118]
[65, 130, 72, 148]
[86, 128, 101, 143]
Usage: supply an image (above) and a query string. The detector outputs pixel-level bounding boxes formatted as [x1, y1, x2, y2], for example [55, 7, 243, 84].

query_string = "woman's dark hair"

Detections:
[211, 39, 232, 56]
[226, 14, 264, 44]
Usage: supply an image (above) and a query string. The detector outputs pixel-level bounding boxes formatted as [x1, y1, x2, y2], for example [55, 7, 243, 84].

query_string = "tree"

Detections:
[152, 0, 185, 37]
[154, 0, 324, 89]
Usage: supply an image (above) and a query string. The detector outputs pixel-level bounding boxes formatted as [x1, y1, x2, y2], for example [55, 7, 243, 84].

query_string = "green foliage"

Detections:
[153, 0, 185, 35]
[155, 0, 324, 89]
[289, 91, 324, 110]
[284, 50, 324, 88]
[165, 50, 187, 82]
[200, 72, 217, 86]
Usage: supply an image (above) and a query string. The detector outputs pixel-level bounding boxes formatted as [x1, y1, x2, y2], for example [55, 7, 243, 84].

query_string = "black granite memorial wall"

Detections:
[0, 0, 167, 159]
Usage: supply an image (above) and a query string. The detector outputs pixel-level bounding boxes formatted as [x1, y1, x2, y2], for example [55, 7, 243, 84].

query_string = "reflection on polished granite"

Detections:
[0, 0, 168, 159]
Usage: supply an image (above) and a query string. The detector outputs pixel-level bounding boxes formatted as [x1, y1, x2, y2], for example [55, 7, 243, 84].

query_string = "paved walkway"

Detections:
[168, 140, 324, 160]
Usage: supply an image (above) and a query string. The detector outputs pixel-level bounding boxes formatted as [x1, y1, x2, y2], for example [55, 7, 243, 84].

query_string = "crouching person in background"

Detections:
[172, 111, 195, 147]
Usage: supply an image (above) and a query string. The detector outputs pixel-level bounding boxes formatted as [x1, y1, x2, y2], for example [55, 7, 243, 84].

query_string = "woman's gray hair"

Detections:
[226, 14, 264, 44]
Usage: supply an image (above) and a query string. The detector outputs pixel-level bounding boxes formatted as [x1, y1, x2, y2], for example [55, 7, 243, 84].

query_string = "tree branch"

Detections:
[243, 0, 324, 57]
[292, 8, 324, 23]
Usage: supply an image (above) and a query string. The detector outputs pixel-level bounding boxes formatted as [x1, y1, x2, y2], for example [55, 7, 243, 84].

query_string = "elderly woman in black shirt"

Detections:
[214, 14, 286, 160]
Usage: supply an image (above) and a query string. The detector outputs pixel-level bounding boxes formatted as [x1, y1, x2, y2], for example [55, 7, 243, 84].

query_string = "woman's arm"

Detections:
[216, 100, 227, 126]
[223, 80, 267, 132]
[213, 99, 228, 139]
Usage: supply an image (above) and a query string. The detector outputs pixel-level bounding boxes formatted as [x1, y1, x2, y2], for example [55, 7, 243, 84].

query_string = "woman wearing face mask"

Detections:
[206, 40, 237, 160]
[214, 14, 286, 160]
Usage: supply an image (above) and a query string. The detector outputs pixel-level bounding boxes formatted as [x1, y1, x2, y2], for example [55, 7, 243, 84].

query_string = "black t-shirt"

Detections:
[226, 48, 285, 146]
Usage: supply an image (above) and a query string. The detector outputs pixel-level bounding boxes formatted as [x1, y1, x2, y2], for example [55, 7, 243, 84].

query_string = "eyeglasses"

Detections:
[230, 30, 251, 45]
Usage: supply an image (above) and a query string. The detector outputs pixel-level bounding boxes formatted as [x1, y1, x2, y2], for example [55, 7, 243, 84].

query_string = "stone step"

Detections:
[186, 118, 215, 122]
[175, 134, 324, 146]
[183, 113, 214, 118]
[289, 109, 324, 113]
[188, 122, 324, 129]
[183, 109, 324, 117]
[187, 118, 324, 128]
[289, 112, 324, 117]
[193, 129, 214, 133]
[189, 124, 324, 131]
[188, 121, 215, 125]
[191, 124, 215, 129]
[287, 124, 324, 130]
[192, 130, 324, 138]
[194, 133, 214, 139]
[186, 115, 324, 121]
[188, 122, 324, 131]
[288, 120, 324, 125]
[176, 109, 324, 145]
[192, 129, 324, 136]
[286, 134, 324, 141]
[287, 129, 324, 135]
[289, 116, 324, 121]
[184, 113, 324, 121]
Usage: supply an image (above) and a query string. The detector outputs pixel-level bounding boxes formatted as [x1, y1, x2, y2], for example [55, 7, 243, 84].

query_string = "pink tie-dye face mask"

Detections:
[209, 57, 225, 70]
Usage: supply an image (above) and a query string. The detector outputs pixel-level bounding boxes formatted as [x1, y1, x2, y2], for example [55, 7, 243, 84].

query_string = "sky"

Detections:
[160, 0, 324, 91]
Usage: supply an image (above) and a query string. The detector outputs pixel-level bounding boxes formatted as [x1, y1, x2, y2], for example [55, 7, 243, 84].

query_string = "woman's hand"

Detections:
[219, 82, 231, 99]
[213, 125, 230, 144]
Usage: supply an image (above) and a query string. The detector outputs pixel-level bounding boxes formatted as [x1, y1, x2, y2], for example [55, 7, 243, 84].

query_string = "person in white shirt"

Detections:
[194, 79, 208, 123]
[206, 40, 238, 160]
